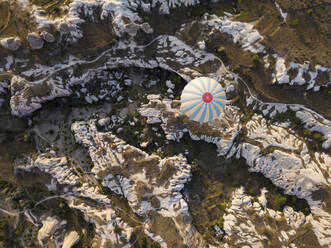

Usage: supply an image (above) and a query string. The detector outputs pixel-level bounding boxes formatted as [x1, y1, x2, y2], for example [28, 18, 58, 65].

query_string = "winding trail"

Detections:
[216, 60, 330, 126]
[0, 193, 74, 216]
[31, 36, 164, 84]
[10, 34, 330, 126]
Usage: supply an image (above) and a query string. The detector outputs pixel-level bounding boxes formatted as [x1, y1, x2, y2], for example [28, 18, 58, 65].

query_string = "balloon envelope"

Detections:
[180, 77, 227, 123]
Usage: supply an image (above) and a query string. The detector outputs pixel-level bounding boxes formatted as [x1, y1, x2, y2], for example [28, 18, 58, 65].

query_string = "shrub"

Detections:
[169, 74, 182, 85]
[232, 180, 239, 187]
[203, 182, 210, 188]
[142, 16, 150, 23]
[303, 129, 312, 136]
[234, 65, 240, 72]
[258, 3, 264, 10]
[274, 194, 287, 210]
[210, 229, 215, 236]
[151, 241, 161, 248]
[307, 9, 313, 15]
[313, 132, 324, 141]
[304, 207, 310, 216]
[292, 18, 299, 26]
[192, 194, 198, 200]
[252, 55, 260, 65]
[217, 182, 224, 189]
[190, 163, 198, 172]
[0, 218, 8, 230]
[139, 236, 147, 248]
[218, 217, 224, 227]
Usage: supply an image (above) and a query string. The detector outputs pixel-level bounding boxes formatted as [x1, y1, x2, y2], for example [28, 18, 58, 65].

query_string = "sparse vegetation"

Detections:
[292, 18, 299, 26]
[142, 16, 150, 23]
[303, 129, 312, 136]
[139, 236, 147, 248]
[240, 110, 254, 123]
[313, 132, 324, 142]
[0, 218, 8, 231]
[252, 54, 260, 66]
[0, 0, 328, 245]
[232, 180, 239, 188]
[30, 0, 70, 16]
[273, 193, 287, 210]
[151, 241, 161, 248]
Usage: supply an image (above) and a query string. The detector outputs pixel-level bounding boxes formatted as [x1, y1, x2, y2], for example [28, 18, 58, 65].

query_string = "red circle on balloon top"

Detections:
[202, 92, 213, 103]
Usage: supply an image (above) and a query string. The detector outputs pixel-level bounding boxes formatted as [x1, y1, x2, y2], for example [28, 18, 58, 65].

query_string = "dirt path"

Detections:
[7, 34, 331, 124]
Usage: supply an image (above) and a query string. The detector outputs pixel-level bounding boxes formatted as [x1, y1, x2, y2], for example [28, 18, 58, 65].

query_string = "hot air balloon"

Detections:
[180, 77, 227, 123]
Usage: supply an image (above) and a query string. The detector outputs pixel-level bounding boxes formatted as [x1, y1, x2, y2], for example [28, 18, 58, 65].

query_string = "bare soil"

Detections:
[236, 0, 331, 66]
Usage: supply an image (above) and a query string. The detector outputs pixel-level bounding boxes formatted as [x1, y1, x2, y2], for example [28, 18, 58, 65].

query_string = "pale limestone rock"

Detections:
[0, 37, 21, 51]
[41, 31, 55, 43]
[62, 231, 80, 248]
[37, 216, 60, 246]
[27, 33, 44, 49]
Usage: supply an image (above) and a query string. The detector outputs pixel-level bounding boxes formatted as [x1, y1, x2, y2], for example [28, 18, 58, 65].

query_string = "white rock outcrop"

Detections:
[62, 231, 80, 248]
[222, 187, 306, 248]
[38, 216, 66, 247]
[152, 0, 200, 14]
[27, 33, 44, 49]
[201, 14, 265, 54]
[19, 154, 80, 187]
[0, 37, 21, 51]
[41, 31, 56, 43]
[272, 56, 331, 91]
[71, 119, 205, 247]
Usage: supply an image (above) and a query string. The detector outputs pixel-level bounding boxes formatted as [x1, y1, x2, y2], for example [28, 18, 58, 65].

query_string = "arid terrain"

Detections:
[0, 0, 330, 247]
